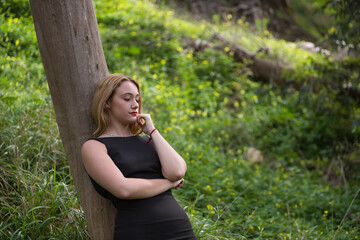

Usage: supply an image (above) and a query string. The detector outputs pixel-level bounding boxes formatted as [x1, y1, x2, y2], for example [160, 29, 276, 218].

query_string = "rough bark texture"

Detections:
[29, 0, 115, 239]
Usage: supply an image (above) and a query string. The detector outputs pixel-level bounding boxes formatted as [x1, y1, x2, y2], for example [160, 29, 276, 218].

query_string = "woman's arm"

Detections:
[81, 140, 182, 200]
[136, 114, 187, 182]
[150, 130, 187, 181]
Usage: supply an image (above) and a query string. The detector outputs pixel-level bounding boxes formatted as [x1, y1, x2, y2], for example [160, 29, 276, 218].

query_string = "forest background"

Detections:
[0, 0, 359, 239]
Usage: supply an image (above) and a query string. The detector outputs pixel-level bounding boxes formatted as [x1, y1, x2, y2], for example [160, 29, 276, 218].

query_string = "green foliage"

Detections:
[0, 90, 87, 238]
[0, 0, 31, 18]
[290, 0, 333, 41]
[0, 163, 88, 239]
[1, 0, 359, 239]
[324, 0, 360, 51]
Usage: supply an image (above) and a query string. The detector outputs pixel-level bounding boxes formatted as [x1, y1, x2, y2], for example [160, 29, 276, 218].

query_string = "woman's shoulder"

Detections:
[83, 137, 106, 144]
[82, 138, 107, 152]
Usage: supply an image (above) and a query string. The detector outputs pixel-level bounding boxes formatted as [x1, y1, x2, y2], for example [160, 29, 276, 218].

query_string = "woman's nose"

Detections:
[131, 99, 139, 109]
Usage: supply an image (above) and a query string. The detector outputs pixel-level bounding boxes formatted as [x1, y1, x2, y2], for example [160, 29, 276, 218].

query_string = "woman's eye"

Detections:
[124, 98, 130, 101]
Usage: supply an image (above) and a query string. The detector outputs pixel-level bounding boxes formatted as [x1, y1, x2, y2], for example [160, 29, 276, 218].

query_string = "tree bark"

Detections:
[29, 0, 115, 239]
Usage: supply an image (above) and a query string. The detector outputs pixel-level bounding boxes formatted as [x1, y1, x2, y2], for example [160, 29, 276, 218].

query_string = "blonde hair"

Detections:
[91, 74, 142, 137]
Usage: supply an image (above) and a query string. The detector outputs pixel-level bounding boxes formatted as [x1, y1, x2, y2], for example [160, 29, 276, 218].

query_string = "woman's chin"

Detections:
[116, 117, 136, 125]
[128, 117, 137, 124]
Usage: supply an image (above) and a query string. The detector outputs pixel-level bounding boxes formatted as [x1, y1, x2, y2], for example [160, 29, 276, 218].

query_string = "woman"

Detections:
[81, 74, 196, 239]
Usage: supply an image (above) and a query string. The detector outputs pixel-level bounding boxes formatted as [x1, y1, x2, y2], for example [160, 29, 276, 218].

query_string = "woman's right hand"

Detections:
[172, 178, 184, 190]
[136, 113, 155, 135]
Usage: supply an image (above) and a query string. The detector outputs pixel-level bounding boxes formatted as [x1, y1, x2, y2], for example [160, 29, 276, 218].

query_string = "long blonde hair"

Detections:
[91, 74, 142, 137]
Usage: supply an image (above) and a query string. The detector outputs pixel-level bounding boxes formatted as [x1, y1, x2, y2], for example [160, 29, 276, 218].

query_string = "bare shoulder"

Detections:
[81, 139, 107, 160]
[82, 139, 106, 150]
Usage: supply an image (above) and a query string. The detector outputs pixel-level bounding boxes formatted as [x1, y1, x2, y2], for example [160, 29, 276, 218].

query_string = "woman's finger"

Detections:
[138, 117, 145, 126]
[174, 179, 184, 190]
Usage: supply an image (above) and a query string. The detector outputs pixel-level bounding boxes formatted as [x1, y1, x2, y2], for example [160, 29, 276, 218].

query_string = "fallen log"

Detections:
[188, 33, 296, 88]
[187, 33, 360, 102]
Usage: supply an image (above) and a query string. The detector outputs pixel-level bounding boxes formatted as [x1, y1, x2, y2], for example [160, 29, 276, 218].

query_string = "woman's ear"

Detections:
[105, 101, 110, 109]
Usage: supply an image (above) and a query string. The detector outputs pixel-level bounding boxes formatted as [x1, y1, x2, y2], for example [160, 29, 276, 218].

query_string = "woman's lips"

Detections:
[130, 112, 137, 116]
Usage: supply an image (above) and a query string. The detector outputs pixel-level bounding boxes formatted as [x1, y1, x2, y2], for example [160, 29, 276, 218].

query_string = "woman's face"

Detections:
[106, 81, 140, 125]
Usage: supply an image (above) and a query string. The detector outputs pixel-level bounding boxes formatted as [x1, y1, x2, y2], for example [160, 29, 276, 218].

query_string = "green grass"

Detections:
[1, 0, 359, 239]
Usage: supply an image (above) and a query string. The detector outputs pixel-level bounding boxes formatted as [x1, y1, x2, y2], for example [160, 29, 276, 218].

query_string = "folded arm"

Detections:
[81, 140, 181, 200]
[135, 114, 187, 182]
[150, 130, 187, 182]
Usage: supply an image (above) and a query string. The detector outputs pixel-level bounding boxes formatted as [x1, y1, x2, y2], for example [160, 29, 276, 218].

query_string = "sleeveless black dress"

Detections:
[89, 135, 197, 240]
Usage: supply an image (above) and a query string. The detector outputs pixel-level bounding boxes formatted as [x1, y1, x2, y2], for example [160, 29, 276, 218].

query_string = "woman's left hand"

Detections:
[136, 113, 155, 134]
[173, 178, 184, 190]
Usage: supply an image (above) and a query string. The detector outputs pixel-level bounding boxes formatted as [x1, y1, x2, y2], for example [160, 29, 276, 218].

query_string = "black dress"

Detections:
[89, 135, 197, 240]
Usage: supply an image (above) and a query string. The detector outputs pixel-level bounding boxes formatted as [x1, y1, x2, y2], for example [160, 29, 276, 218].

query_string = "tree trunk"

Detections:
[29, 0, 115, 239]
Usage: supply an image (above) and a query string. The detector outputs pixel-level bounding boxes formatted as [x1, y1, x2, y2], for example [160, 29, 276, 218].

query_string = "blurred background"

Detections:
[0, 0, 359, 239]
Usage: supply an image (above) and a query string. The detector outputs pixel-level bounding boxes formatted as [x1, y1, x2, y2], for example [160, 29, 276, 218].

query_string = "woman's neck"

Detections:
[104, 123, 134, 137]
